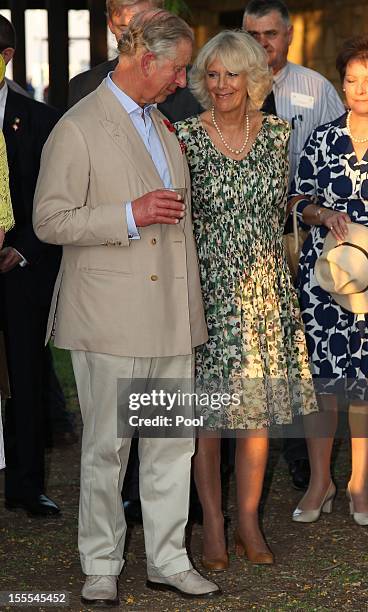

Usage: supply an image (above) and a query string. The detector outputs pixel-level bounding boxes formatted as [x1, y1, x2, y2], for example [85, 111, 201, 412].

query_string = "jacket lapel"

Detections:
[151, 109, 185, 190]
[3, 88, 22, 167]
[97, 83, 188, 230]
[97, 84, 163, 191]
[151, 109, 187, 230]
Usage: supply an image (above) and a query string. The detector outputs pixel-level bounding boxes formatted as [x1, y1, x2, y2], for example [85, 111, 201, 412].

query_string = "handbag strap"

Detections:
[292, 203, 299, 254]
[289, 195, 317, 253]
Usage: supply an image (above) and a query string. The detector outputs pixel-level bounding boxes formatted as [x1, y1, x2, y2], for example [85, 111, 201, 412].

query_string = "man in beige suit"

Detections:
[33, 9, 220, 606]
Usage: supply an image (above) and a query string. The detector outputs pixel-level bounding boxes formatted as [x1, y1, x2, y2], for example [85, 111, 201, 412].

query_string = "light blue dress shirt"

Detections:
[106, 73, 172, 239]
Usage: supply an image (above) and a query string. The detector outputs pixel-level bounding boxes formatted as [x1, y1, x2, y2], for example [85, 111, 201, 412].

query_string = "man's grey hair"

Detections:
[118, 8, 194, 60]
[243, 0, 291, 26]
[106, 0, 164, 19]
[189, 30, 272, 111]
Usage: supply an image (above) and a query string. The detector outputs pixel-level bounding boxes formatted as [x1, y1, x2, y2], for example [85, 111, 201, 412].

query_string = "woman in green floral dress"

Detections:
[175, 31, 317, 568]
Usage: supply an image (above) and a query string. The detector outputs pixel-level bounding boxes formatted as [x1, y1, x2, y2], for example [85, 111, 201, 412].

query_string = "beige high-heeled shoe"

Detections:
[346, 484, 368, 526]
[292, 481, 336, 523]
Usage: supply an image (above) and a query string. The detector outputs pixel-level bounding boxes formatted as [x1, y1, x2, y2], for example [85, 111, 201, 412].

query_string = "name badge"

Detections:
[291, 92, 315, 109]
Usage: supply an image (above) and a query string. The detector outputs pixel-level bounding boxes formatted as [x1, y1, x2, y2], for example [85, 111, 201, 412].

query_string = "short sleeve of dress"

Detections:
[265, 116, 291, 223]
[174, 118, 193, 151]
[268, 115, 291, 151]
[289, 125, 326, 229]
[0, 130, 14, 232]
[174, 119, 189, 140]
[174, 116, 202, 171]
[290, 126, 321, 199]
[267, 115, 290, 180]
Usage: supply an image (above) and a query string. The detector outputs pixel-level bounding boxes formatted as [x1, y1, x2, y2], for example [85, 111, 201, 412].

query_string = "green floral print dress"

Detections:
[176, 114, 317, 430]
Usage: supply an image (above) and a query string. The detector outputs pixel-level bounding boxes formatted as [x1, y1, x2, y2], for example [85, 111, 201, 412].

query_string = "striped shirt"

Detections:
[273, 61, 345, 185]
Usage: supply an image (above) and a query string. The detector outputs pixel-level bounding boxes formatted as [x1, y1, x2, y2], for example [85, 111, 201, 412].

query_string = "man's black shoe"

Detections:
[289, 458, 310, 491]
[5, 494, 61, 517]
[123, 499, 142, 525]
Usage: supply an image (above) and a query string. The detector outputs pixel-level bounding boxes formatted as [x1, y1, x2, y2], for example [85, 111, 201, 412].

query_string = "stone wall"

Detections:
[187, 0, 368, 94]
[287, 0, 368, 91]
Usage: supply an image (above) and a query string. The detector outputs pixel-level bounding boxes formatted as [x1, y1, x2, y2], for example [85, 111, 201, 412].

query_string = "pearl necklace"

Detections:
[346, 110, 368, 143]
[211, 106, 250, 155]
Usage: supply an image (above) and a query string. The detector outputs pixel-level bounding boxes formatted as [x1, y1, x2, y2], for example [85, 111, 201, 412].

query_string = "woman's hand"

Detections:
[321, 210, 351, 241]
[0, 227, 4, 250]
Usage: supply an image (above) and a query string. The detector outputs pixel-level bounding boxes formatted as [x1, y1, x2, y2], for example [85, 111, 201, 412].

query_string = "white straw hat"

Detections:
[315, 223, 368, 314]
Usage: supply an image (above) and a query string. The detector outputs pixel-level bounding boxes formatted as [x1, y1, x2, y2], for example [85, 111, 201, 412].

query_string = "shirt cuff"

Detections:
[12, 248, 28, 267]
[125, 202, 140, 240]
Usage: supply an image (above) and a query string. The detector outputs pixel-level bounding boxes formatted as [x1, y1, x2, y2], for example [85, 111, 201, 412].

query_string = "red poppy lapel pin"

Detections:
[163, 118, 186, 154]
[163, 118, 176, 133]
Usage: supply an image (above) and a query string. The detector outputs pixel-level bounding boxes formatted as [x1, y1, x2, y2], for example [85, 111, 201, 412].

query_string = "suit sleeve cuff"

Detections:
[125, 202, 140, 240]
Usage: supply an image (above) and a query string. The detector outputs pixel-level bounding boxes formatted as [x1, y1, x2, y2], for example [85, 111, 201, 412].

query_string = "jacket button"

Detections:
[151, 238, 157, 245]
[151, 274, 158, 281]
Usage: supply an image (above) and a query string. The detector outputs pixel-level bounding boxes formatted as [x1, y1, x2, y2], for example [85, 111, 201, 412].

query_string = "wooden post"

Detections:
[88, 0, 107, 67]
[9, 0, 27, 88]
[46, 0, 69, 110]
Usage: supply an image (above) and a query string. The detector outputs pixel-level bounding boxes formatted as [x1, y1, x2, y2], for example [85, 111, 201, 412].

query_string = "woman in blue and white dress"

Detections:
[290, 35, 368, 526]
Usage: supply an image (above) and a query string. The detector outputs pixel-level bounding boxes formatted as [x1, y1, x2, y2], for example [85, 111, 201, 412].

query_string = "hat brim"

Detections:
[322, 223, 368, 255]
[328, 290, 368, 314]
[318, 224, 368, 314]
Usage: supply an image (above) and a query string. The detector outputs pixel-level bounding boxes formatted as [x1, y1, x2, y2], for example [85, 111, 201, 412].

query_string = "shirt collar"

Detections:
[106, 72, 156, 117]
[273, 62, 290, 88]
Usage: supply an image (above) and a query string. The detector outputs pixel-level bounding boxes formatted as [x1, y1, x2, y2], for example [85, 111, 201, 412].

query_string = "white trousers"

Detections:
[71, 350, 195, 577]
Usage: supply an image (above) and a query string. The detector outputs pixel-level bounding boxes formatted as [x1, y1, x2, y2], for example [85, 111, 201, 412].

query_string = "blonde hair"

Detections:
[190, 30, 272, 111]
[106, 0, 163, 19]
[118, 8, 193, 59]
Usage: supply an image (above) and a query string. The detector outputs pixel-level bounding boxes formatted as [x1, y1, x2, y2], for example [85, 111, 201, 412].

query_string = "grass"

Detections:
[51, 344, 77, 405]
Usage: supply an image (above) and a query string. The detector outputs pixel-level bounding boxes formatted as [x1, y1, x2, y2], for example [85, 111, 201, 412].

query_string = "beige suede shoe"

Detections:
[146, 568, 221, 599]
[81, 575, 119, 606]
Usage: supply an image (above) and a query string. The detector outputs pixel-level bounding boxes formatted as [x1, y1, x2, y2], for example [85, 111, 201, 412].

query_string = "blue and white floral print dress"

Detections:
[291, 112, 368, 392]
